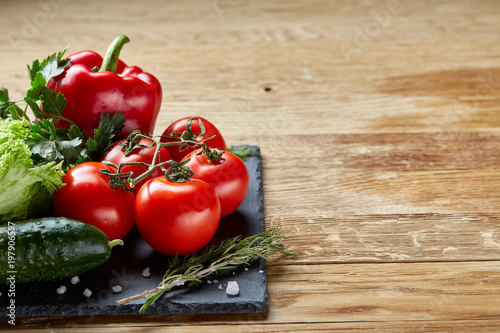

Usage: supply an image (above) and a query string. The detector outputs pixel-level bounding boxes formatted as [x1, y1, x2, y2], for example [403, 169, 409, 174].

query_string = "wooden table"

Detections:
[1, 0, 500, 331]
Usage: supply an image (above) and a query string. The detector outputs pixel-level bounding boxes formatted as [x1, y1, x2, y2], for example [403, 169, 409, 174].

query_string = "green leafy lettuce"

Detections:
[0, 118, 64, 223]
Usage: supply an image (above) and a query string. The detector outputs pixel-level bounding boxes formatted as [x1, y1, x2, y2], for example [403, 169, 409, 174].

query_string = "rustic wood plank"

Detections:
[222, 133, 500, 216]
[263, 169, 500, 215]
[11, 262, 500, 329]
[3, 58, 500, 135]
[265, 262, 500, 323]
[267, 214, 500, 264]
[11, 320, 500, 332]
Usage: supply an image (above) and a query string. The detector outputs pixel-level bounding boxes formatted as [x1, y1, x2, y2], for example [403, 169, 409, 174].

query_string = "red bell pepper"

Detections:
[47, 35, 162, 138]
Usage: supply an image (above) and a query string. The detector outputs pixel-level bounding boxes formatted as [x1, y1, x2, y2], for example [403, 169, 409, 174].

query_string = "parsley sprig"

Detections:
[27, 113, 124, 169]
[0, 46, 125, 169]
[25, 46, 71, 122]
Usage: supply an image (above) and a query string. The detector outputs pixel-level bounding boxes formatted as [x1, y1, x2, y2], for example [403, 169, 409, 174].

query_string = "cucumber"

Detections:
[0, 217, 123, 283]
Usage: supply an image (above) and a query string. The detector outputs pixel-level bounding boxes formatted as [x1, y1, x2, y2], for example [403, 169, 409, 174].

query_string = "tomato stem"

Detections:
[100, 124, 225, 191]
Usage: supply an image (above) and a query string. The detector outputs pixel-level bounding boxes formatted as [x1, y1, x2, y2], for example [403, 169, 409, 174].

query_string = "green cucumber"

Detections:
[0, 217, 123, 283]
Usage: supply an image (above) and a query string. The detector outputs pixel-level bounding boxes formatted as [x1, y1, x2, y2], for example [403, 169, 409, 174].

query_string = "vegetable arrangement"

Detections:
[0, 35, 293, 311]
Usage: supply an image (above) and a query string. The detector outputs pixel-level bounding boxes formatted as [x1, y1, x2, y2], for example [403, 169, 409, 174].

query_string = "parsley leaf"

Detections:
[27, 45, 70, 83]
[0, 87, 24, 120]
[25, 46, 71, 121]
[27, 119, 80, 168]
[84, 112, 125, 161]
[39, 87, 66, 116]
[26, 113, 125, 169]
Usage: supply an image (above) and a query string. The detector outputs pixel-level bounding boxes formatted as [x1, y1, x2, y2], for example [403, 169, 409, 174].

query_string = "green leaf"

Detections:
[25, 98, 44, 119]
[67, 123, 85, 141]
[0, 118, 64, 223]
[30, 139, 62, 162]
[26, 72, 45, 99]
[40, 54, 69, 83]
[227, 146, 260, 160]
[27, 45, 70, 83]
[58, 137, 83, 164]
[84, 112, 125, 160]
[26, 119, 82, 169]
[101, 112, 126, 133]
[39, 87, 66, 116]
[26, 113, 124, 168]
[27, 59, 42, 82]
[0, 87, 24, 120]
[0, 86, 9, 103]
[85, 138, 98, 153]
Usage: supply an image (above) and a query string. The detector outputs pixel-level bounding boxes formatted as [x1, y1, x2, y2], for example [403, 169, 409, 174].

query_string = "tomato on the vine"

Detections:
[101, 138, 172, 195]
[182, 151, 249, 217]
[160, 116, 227, 162]
[53, 162, 135, 240]
[135, 177, 221, 256]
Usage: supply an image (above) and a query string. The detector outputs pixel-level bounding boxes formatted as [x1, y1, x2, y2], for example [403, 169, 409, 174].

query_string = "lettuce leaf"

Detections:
[0, 118, 64, 223]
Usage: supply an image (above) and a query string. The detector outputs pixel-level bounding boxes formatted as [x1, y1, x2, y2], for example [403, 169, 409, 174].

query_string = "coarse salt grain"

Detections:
[218, 284, 223, 290]
[226, 281, 239, 296]
[112, 285, 122, 294]
[83, 288, 92, 297]
[56, 286, 66, 295]
[71, 276, 80, 284]
[142, 267, 151, 278]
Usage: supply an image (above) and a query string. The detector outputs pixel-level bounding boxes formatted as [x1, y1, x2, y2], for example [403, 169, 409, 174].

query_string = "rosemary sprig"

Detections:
[116, 226, 295, 312]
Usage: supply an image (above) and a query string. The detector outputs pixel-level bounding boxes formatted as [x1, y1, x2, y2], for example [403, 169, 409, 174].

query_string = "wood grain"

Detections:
[10, 262, 500, 330]
[267, 214, 500, 264]
[0, 0, 500, 331]
[11, 321, 500, 333]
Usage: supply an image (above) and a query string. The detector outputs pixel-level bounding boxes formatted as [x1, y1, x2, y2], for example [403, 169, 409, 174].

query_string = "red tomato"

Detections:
[135, 177, 221, 255]
[182, 151, 249, 217]
[53, 162, 135, 240]
[101, 138, 172, 195]
[160, 116, 227, 161]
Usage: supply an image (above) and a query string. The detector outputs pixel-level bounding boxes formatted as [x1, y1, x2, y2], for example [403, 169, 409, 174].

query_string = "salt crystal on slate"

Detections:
[71, 276, 80, 284]
[218, 284, 223, 290]
[56, 286, 66, 295]
[112, 285, 122, 293]
[226, 281, 239, 296]
[142, 267, 151, 278]
[83, 288, 92, 297]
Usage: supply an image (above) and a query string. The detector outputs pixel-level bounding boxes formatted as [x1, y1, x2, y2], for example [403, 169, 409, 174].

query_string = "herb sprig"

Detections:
[1, 46, 125, 169]
[27, 112, 124, 169]
[117, 226, 295, 312]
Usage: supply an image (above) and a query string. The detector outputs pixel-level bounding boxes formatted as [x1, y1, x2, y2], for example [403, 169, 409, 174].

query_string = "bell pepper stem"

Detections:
[100, 35, 130, 73]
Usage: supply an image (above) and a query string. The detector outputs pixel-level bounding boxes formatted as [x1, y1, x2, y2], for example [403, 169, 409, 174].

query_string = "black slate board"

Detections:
[0, 145, 266, 317]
